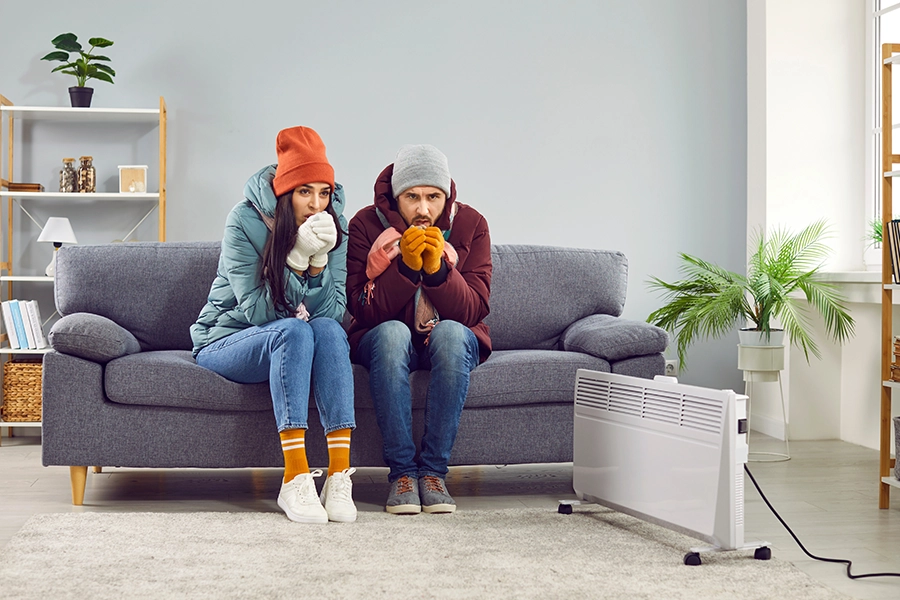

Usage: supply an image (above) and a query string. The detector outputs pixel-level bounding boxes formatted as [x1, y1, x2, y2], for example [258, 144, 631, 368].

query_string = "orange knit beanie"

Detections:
[272, 126, 334, 197]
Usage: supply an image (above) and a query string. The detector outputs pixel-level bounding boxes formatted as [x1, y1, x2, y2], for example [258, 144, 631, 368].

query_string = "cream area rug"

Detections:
[0, 507, 846, 600]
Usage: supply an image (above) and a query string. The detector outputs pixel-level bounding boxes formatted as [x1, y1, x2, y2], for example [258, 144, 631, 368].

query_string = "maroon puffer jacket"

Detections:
[346, 164, 492, 363]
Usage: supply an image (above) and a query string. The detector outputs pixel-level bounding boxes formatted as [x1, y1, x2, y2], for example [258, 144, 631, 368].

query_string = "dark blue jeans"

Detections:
[356, 320, 479, 482]
[196, 317, 355, 434]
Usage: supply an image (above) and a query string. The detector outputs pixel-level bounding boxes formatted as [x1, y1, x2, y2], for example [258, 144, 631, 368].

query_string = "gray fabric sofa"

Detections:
[41, 242, 668, 504]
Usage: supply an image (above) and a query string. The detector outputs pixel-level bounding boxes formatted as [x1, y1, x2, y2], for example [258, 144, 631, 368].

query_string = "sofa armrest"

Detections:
[559, 314, 669, 361]
[48, 312, 141, 364]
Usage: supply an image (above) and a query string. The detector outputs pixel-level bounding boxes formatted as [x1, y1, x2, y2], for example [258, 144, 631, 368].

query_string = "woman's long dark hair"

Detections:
[262, 191, 344, 314]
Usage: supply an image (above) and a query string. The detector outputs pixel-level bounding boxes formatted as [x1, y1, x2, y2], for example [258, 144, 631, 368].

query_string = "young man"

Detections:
[346, 144, 492, 514]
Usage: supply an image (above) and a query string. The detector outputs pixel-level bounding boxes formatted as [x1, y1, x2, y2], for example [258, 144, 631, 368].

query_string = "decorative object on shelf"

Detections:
[646, 219, 856, 370]
[37, 217, 77, 277]
[118, 165, 148, 193]
[40, 32, 115, 108]
[59, 158, 77, 192]
[6, 182, 44, 192]
[77, 156, 95, 193]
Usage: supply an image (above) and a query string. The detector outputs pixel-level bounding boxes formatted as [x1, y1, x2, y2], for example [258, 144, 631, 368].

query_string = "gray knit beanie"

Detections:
[391, 144, 451, 199]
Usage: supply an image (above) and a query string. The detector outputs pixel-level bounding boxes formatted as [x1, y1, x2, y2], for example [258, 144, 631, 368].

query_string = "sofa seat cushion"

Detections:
[351, 350, 610, 412]
[105, 350, 272, 412]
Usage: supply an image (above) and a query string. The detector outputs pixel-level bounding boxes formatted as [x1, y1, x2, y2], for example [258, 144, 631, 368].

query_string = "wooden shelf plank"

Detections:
[0, 105, 159, 123]
[0, 346, 50, 355]
[0, 276, 53, 282]
[881, 476, 900, 489]
[0, 192, 158, 200]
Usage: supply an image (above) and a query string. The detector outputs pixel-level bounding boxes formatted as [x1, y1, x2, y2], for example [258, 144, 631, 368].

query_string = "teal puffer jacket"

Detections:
[190, 165, 348, 356]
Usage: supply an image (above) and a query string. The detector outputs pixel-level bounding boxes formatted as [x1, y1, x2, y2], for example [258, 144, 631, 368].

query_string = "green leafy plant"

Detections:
[869, 219, 883, 246]
[646, 219, 855, 369]
[41, 33, 115, 88]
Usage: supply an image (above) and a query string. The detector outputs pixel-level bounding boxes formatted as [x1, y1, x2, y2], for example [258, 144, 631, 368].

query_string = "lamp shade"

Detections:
[37, 217, 77, 244]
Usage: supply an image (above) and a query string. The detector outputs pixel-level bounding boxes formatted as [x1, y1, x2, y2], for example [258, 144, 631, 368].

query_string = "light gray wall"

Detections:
[0, 0, 747, 391]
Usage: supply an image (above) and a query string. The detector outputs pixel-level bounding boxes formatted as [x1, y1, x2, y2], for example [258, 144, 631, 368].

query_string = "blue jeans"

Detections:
[196, 317, 355, 434]
[356, 320, 479, 482]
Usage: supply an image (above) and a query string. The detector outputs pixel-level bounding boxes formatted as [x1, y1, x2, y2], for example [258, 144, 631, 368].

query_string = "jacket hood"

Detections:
[373, 163, 457, 231]
[244, 164, 345, 220]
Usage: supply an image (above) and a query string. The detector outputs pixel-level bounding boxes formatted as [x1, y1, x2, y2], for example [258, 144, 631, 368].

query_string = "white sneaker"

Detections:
[320, 467, 357, 523]
[277, 469, 328, 524]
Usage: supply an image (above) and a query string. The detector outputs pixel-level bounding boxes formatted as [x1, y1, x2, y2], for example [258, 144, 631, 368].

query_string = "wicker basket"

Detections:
[1, 358, 42, 422]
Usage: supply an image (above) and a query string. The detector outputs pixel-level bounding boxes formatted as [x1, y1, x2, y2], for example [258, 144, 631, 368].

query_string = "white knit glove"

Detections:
[308, 213, 338, 268]
[286, 217, 325, 272]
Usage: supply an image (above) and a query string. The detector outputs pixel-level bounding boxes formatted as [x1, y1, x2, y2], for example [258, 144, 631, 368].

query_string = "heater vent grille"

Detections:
[735, 469, 744, 527]
[576, 377, 723, 435]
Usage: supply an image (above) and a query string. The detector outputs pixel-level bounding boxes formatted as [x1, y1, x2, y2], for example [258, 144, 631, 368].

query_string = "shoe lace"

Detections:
[395, 475, 415, 494]
[422, 475, 445, 493]
[290, 469, 323, 503]
[328, 468, 356, 502]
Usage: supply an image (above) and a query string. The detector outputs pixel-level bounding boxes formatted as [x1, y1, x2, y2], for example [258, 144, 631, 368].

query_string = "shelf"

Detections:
[0, 105, 159, 123]
[884, 170, 900, 177]
[0, 421, 41, 428]
[882, 476, 900, 489]
[0, 192, 159, 200]
[0, 276, 52, 282]
[0, 347, 50, 355]
[884, 381, 900, 388]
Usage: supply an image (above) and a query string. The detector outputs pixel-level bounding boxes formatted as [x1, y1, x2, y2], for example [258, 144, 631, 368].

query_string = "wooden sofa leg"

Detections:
[93, 466, 102, 474]
[70, 466, 88, 506]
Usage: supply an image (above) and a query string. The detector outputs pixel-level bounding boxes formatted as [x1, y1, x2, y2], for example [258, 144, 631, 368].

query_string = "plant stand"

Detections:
[737, 345, 790, 462]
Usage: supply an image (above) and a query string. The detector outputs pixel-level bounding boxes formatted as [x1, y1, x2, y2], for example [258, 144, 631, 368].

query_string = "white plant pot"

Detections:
[738, 328, 784, 347]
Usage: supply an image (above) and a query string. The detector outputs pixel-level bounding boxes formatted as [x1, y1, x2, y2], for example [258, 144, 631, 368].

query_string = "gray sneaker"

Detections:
[419, 475, 456, 514]
[386, 475, 421, 515]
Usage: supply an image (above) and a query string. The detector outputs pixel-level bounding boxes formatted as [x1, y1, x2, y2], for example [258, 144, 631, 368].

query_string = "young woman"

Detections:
[191, 126, 355, 524]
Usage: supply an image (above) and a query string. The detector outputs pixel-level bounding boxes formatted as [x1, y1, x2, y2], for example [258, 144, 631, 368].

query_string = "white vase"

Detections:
[738, 328, 784, 347]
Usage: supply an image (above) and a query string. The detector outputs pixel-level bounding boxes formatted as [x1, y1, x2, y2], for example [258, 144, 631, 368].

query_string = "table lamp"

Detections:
[37, 217, 77, 277]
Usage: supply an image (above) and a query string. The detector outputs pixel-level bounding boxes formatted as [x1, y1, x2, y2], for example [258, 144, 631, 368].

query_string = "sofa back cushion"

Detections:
[56, 242, 220, 351]
[486, 245, 627, 350]
[55, 242, 628, 353]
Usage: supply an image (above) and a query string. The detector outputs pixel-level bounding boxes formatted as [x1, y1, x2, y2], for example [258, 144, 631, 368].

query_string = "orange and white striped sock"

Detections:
[326, 428, 352, 476]
[280, 428, 309, 483]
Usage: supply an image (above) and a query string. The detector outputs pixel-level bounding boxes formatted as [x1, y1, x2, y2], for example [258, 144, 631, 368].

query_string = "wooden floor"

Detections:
[1, 431, 899, 599]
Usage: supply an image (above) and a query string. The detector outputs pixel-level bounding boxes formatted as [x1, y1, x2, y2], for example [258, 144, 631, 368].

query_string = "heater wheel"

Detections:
[557, 503, 573, 515]
[683, 552, 702, 566]
[754, 547, 771, 561]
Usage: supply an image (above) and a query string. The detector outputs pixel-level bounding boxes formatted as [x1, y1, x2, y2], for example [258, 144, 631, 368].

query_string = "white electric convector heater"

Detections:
[570, 370, 767, 559]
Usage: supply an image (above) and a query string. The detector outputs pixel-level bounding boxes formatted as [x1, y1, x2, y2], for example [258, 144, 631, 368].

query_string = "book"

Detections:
[8, 300, 31, 349]
[24, 300, 47, 349]
[15, 300, 36, 349]
[889, 220, 900, 285]
[5, 182, 44, 192]
[1, 300, 20, 349]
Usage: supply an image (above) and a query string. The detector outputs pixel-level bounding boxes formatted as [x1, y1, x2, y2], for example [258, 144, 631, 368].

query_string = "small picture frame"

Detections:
[118, 165, 148, 193]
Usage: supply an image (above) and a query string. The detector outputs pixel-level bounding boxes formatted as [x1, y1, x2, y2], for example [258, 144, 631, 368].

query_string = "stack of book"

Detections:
[0, 299, 47, 350]
[892, 335, 900, 382]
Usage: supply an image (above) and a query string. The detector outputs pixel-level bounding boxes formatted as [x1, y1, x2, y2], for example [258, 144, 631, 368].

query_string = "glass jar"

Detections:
[77, 156, 96, 193]
[59, 158, 76, 193]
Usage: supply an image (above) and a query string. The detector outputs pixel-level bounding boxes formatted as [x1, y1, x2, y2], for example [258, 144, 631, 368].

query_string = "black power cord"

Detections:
[744, 464, 900, 580]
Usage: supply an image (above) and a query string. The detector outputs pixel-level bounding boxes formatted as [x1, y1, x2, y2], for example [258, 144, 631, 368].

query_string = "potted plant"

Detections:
[646, 219, 855, 370]
[41, 33, 115, 108]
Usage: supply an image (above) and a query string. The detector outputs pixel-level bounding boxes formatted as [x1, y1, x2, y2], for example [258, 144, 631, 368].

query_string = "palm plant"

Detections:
[647, 219, 855, 370]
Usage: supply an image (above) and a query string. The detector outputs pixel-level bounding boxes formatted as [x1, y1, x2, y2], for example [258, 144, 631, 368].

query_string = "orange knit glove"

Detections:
[400, 226, 427, 271]
[421, 227, 445, 275]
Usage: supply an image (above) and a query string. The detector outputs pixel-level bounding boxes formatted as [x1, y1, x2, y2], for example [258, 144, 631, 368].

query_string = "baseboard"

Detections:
[750, 412, 787, 441]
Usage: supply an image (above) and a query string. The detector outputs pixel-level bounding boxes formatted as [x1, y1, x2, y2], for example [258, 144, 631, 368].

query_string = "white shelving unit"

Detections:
[881, 45, 900, 508]
[0, 95, 167, 441]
